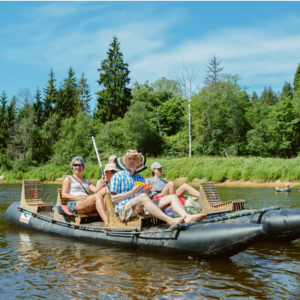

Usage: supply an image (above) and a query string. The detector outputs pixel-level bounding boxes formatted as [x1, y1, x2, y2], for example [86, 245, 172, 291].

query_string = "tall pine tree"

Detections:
[43, 68, 57, 121]
[55, 68, 78, 119]
[250, 91, 259, 105]
[33, 87, 44, 127]
[77, 72, 92, 114]
[96, 36, 131, 123]
[62, 67, 78, 118]
[260, 87, 277, 106]
[281, 82, 293, 99]
[293, 63, 300, 93]
[0, 91, 8, 152]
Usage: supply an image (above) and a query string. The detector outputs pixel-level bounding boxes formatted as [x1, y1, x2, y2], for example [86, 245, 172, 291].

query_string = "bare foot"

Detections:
[167, 216, 186, 227]
[185, 214, 207, 224]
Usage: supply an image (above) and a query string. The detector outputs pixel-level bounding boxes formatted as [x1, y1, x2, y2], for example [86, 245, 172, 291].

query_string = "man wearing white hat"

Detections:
[110, 150, 206, 227]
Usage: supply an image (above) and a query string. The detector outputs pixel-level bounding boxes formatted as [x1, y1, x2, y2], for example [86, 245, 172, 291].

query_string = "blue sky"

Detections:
[1, 1, 300, 108]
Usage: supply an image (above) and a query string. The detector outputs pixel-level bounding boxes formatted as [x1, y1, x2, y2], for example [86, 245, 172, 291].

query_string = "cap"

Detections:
[108, 155, 117, 162]
[104, 163, 119, 173]
[151, 162, 163, 171]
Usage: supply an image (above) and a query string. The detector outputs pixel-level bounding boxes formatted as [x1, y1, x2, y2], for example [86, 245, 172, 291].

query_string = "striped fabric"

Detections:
[110, 168, 145, 214]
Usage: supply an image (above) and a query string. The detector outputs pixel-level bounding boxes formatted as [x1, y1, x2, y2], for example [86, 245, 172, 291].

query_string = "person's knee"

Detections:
[139, 193, 150, 203]
[168, 181, 175, 187]
[182, 183, 188, 189]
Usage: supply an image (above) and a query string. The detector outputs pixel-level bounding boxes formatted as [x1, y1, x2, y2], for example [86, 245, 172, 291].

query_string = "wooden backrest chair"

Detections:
[199, 182, 245, 214]
[20, 180, 54, 212]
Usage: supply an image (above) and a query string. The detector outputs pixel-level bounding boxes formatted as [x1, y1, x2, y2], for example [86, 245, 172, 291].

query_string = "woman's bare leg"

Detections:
[154, 194, 206, 224]
[160, 181, 176, 196]
[96, 190, 108, 226]
[130, 194, 206, 226]
[75, 189, 108, 225]
[130, 194, 185, 226]
[76, 194, 97, 213]
[176, 183, 199, 198]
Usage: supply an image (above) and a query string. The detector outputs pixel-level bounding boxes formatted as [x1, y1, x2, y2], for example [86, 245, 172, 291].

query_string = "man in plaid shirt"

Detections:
[110, 150, 207, 227]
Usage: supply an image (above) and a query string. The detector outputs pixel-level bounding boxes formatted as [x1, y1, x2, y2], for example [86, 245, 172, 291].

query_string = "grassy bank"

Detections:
[2, 156, 300, 184]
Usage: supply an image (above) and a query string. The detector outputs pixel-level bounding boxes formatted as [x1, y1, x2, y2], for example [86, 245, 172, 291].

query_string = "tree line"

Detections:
[1, 35, 300, 174]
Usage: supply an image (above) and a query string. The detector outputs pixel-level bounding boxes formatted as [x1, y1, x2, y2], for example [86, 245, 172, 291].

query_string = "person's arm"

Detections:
[111, 185, 143, 203]
[89, 176, 107, 193]
[96, 175, 106, 189]
[62, 176, 88, 201]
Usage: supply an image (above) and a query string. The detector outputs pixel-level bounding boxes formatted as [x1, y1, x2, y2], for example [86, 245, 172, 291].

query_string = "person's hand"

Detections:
[143, 185, 152, 194]
[103, 175, 109, 183]
[77, 195, 88, 201]
[131, 185, 143, 195]
[97, 176, 105, 187]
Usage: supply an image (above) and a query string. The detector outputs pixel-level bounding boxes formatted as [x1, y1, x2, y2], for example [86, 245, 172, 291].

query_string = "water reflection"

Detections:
[1, 184, 300, 299]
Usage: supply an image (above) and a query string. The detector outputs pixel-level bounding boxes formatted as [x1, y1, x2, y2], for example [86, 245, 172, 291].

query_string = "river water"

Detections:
[0, 184, 299, 299]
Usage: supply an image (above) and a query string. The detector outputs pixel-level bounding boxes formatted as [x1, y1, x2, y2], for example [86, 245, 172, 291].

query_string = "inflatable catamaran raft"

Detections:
[197, 182, 300, 241]
[5, 180, 268, 259]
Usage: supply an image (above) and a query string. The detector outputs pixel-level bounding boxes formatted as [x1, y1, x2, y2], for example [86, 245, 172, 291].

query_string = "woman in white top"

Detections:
[62, 156, 108, 224]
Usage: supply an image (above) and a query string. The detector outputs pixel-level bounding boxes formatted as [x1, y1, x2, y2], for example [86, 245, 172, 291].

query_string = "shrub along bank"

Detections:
[2, 156, 300, 184]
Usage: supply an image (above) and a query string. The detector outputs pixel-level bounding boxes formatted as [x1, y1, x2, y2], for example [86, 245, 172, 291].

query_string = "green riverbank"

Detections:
[2, 156, 300, 185]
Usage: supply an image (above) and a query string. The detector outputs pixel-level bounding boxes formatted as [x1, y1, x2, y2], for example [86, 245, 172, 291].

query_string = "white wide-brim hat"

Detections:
[116, 150, 147, 173]
[104, 163, 119, 173]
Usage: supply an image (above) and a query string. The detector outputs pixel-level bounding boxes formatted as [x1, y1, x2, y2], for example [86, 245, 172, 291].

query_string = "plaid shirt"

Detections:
[110, 168, 145, 213]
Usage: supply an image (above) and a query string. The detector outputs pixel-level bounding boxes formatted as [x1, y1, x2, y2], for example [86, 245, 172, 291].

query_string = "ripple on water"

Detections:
[0, 184, 300, 299]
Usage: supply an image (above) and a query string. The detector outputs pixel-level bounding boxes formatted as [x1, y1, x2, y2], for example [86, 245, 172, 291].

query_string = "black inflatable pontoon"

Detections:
[6, 202, 267, 259]
[202, 207, 300, 241]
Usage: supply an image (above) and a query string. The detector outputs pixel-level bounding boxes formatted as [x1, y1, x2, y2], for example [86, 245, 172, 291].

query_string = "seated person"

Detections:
[110, 150, 207, 227]
[95, 163, 119, 225]
[108, 155, 117, 165]
[96, 155, 118, 188]
[276, 184, 291, 192]
[146, 162, 200, 202]
[62, 156, 107, 224]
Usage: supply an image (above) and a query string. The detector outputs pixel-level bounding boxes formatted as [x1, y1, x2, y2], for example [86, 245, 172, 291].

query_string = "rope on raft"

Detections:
[174, 206, 281, 230]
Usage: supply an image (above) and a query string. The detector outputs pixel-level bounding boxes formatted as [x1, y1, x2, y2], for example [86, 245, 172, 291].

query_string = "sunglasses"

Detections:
[73, 163, 83, 167]
[106, 170, 118, 174]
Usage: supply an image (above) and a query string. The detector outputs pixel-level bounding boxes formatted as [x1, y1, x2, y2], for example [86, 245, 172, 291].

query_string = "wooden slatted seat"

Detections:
[199, 182, 245, 214]
[53, 189, 101, 224]
[20, 180, 54, 212]
[105, 191, 165, 230]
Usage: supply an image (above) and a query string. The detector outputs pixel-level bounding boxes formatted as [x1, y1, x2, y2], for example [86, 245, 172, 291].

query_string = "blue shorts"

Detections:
[67, 201, 77, 214]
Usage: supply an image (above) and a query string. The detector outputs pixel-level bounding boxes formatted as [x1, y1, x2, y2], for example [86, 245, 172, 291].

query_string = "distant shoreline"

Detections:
[1, 176, 299, 189]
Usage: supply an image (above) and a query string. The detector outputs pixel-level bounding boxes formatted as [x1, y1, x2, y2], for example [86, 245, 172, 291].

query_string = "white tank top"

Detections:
[68, 175, 90, 196]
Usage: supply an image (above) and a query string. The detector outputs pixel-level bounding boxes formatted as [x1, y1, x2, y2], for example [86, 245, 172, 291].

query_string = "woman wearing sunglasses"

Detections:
[62, 156, 109, 224]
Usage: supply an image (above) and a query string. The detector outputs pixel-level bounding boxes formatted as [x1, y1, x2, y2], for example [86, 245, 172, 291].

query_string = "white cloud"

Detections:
[1, 3, 300, 100]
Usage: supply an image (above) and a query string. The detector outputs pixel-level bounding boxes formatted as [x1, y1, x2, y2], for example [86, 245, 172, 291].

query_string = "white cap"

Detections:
[151, 162, 163, 171]
[108, 155, 117, 162]
[104, 163, 119, 173]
